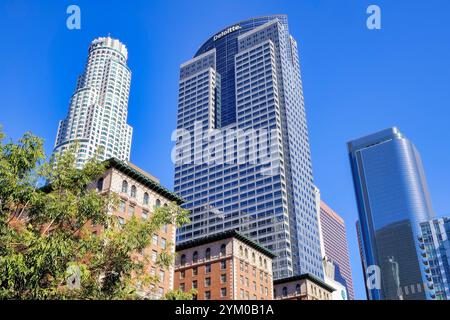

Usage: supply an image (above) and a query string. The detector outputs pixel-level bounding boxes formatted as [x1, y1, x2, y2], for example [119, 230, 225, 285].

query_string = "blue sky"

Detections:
[1, 0, 449, 299]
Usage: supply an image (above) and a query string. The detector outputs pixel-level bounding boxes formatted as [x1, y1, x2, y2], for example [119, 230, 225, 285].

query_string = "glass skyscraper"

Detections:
[348, 127, 436, 300]
[54, 37, 133, 168]
[173, 15, 323, 279]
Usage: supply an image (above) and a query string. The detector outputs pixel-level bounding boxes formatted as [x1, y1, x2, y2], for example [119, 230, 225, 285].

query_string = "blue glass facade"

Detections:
[348, 128, 435, 300]
[194, 15, 289, 128]
[174, 15, 323, 280]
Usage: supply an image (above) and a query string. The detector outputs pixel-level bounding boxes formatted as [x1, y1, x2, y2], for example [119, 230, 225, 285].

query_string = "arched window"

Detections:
[220, 244, 226, 256]
[155, 199, 161, 208]
[205, 248, 211, 260]
[282, 287, 288, 297]
[121, 180, 128, 193]
[259, 256, 263, 267]
[252, 253, 256, 263]
[193, 251, 198, 263]
[130, 185, 137, 198]
[263, 259, 267, 269]
[97, 177, 104, 191]
[239, 246, 243, 256]
[143, 192, 149, 205]
[244, 248, 248, 259]
[180, 254, 186, 266]
[295, 284, 301, 294]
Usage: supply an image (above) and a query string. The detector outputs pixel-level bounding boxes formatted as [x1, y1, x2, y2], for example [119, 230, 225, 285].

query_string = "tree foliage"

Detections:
[0, 127, 190, 299]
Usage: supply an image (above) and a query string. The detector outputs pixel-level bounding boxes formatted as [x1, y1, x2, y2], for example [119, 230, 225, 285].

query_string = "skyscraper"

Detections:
[419, 217, 450, 300]
[173, 15, 323, 280]
[318, 200, 355, 299]
[54, 37, 133, 168]
[348, 127, 435, 300]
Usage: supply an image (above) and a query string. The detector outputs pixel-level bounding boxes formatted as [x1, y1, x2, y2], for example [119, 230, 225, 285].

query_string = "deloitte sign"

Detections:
[213, 25, 242, 41]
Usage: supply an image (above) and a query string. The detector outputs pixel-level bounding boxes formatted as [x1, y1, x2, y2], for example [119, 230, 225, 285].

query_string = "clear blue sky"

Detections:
[1, 0, 449, 299]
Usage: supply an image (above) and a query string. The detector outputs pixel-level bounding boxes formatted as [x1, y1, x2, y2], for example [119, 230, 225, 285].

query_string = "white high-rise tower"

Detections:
[53, 37, 133, 167]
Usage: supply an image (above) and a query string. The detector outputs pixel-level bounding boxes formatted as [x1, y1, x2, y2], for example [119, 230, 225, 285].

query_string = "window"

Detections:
[205, 277, 211, 287]
[244, 248, 248, 259]
[193, 251, 198, 263]
[159, 270, 165, 282]
[252, 253, 256, 263]
[180, 254, 186, 266]
[282, 287, 288, 297]
[239, 246, 243, 256]
[205, 291, 211, 300]
[295, 284, 300, 294]
[152, 234, 158, 246]
[263, 259, 267, 269]
[221, 274, 226, 283]
[131, 185, 137, 198]
[118, 217, 125, 225]
[220, 260, 226, 270]
[180, 270, 185, 279]
[221, 288, 227, 297]
[162, 225, 168, 233]
[119, 200, 126, 212]
[161, 238, 167, 249]
[192, 280, 198, 289]
[193, 267, 198, 276]
[220, 244, 226, 256]
[97, 177, 104, 191]
[121, 180, 128, 193]
[142, 210, 148, 220]
[151, 250, 157, 262]
[129, 205, 135, 216]
[143, 192, 149, 205]
[180, 283, 185, 292]
[155, 199, 161, 208]
[205, 248, 211, 260]
[205, 264, 211, 274]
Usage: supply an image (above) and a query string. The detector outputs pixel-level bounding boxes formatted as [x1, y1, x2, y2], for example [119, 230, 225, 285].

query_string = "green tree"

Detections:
[0, 127, 190, 299]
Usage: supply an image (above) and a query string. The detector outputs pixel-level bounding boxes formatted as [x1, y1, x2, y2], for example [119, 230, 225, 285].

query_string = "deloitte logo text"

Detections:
[213, 25, 242, 41]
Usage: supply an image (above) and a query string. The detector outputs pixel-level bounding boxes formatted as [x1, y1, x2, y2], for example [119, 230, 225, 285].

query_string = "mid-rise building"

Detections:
[54, 37, 133, 168]
[174, 230, 275, 300]
[174, 15, 323, 280]
[348, 127, 435, 300]
[318, 200, 355, 299]
[419, 217, 450, 300]
[92, 158, 182, 298]
[273, 273, 334, 300]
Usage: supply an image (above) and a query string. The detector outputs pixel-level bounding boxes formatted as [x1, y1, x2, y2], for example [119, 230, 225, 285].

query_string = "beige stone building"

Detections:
[92, 157, 184, 299]
[174, 230, 275, 300]
[274, 274, 335, 300]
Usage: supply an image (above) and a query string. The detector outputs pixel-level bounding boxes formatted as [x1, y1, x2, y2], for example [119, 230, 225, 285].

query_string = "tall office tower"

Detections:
[348, 127, 435, 300]
[419, 217, 450, 300]
[174, 15, 323, 280]
[318, 200, 355, 299]
[53, 37, 133, 168]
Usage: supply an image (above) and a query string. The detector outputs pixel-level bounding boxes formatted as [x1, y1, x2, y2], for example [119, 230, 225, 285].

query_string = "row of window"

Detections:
[180, 244, 227, 265]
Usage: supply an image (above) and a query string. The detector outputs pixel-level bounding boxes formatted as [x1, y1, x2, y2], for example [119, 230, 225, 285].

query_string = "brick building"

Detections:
[92, 158, 184, 298]
[174, 230, 275, 300]
[274, 274, 334, 300]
